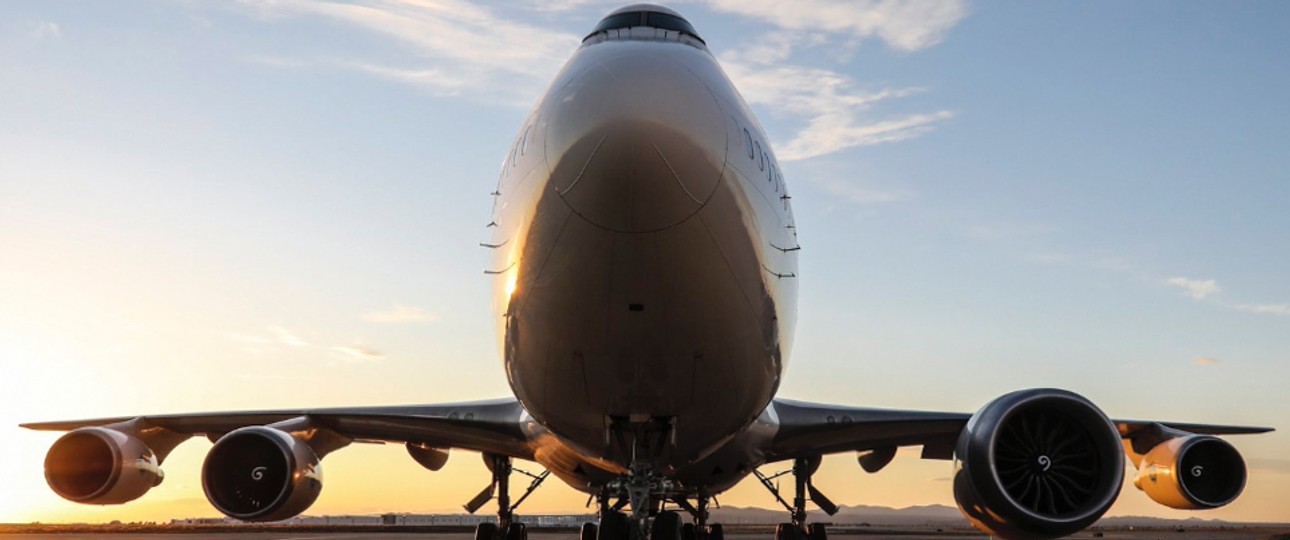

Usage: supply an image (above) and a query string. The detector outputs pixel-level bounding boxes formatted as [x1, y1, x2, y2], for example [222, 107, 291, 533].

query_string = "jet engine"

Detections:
[953, 389, 1125, 540]
[201, 426, 323, 522]
[1133, 434, 1246, 510]
[44, 427, 164, 504]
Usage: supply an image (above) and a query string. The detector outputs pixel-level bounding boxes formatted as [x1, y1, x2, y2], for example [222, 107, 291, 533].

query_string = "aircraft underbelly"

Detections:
[506, 170, 782, 467]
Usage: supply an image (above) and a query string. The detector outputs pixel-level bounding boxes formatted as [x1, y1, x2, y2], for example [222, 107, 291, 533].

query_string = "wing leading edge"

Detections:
[21, 398, 534, 460]
[766, 397, 1272, 463]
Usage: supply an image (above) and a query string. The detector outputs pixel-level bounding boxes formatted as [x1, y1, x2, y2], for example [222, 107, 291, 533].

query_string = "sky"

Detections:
[2, 0, 1289, 525]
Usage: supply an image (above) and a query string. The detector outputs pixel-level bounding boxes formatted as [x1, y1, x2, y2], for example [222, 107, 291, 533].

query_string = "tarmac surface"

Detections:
[2, 530, 1289, 540]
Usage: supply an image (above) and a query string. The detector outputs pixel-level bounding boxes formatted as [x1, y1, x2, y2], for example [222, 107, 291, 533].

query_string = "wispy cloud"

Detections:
[963, 223, 1053, 243]
[268, 326, 309, 347]
[228, 326, 310, 347]
[361, 305, 440, 324]
[228, 326, 389, 363]
[227, 1, 962, 159]
[331, 345, 385, 362]
[236, 0, 578, 104]
[27, 20, 62, 40]
[1164, 277, 1220, 300]
[710, 1, 963, 161]
[705, 0, 967, 52]
[1235, 304, 1290, 316]
[1192, 357, 1220, 366]
[721, 60, 954, 161]
[815, 178, 912, 205]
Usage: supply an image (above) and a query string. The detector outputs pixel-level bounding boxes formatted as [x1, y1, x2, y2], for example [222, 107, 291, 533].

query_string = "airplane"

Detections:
[22, 4, 1272, 540]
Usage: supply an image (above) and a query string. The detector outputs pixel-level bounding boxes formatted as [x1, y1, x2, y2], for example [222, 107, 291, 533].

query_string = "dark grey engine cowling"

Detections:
[953, 389, 1125, 540]
[44, 427, 164, 505]
[201, 426, 323, 522]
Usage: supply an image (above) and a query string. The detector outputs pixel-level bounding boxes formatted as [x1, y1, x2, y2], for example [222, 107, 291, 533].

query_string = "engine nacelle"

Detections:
[1133, 435, 1246, 510]
[202, 426, 323, 522]
[44, 427, 164, 505]
[953, 389, 1125, 540]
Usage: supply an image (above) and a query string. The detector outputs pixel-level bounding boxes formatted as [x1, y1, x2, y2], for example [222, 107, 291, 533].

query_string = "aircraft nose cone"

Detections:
[544, 47, 727, 233]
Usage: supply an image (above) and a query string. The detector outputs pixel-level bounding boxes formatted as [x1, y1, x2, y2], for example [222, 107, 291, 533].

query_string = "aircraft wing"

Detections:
[21, 398, 534, 460]
[766, 398, 1273, 462]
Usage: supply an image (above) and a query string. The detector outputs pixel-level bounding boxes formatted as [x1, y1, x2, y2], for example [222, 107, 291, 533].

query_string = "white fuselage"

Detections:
[486, 29, 798, 493]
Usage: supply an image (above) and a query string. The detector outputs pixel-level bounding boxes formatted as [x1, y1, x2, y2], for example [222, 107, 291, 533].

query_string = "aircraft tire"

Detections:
[706, 523, 724, 540]
[774, 523, 801, 540]
[807, 523, 827, 540]
[651, 511, 682, 540]
[599, 511, 629, 540]
[680, 522, 697, 540]
[474, 523, 498, 540]
[506, 522, 527, 540]
[581, 522, 599, 540]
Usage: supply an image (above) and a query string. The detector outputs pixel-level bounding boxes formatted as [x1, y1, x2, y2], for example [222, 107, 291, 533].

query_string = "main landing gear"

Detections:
[467, 454, 550, 540]
[754, 457, 837, 540]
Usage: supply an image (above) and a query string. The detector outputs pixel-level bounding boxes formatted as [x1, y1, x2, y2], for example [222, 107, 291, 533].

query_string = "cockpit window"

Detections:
[587, 10, 704, 43]
[645, 12, 699, 37]
[590, 12, 643, 35]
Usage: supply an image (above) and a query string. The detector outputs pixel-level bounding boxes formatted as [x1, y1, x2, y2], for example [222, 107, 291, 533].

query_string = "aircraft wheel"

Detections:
[706, 523, 724, 540]
[506, 522, 528, 540]
[807, 523, 827, 540]
[774, 523, 801, 540]
[581, 522, 599, 540]
[474, 522, 498, 540]
[651, 511, 681, 540]
[680, 522, 697, 540]
[599, 511, 629, 540]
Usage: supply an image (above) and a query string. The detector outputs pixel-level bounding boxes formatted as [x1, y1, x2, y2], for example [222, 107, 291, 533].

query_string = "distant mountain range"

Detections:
[709, 504, 1287, 529]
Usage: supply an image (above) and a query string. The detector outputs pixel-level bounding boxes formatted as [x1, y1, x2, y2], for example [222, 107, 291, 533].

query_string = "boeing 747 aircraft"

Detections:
[23, 5, 1271, 540]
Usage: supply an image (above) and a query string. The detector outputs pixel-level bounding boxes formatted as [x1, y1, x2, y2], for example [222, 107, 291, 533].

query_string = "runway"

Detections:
[3, 529, 1289, 540]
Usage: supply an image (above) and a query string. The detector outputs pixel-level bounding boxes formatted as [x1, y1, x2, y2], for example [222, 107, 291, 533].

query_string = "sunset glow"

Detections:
[3, 0, 1289, 526]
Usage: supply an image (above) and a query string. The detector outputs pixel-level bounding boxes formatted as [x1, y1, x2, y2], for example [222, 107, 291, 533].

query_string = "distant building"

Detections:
[377, 513, 596, 527]
[170, 517, 235, 526]
[170, 513, 597, 527]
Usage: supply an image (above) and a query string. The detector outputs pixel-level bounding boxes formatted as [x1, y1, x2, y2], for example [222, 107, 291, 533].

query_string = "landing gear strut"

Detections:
[755, 457, 836, 540]
[466, 454, 550, 540]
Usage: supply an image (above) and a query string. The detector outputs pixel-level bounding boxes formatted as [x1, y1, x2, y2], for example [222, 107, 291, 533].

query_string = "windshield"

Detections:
[586, 9, 703, 43]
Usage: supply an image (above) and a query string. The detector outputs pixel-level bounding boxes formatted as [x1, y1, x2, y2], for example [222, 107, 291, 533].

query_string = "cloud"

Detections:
[963, 223, 1053, 242]
[522, 0, 616, 12]
[1235, 304, 1290, 316]
[27, 20, 61, 39]
[361, 305, 440, 324]
[721, 60, 954, 161]
[1191, 357, 1220, 366]
[228, 1, 961, 159]
[331, 345, 385, 362]
[235, 0, 578, 104]
[228, 326, 309, 347]
[704, 0, 968, 52]
[227, 332, 274, 345]
[816, 179, 912, 205]
[1163, 277, 1220, 300]
[268, 326, 309, 347]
